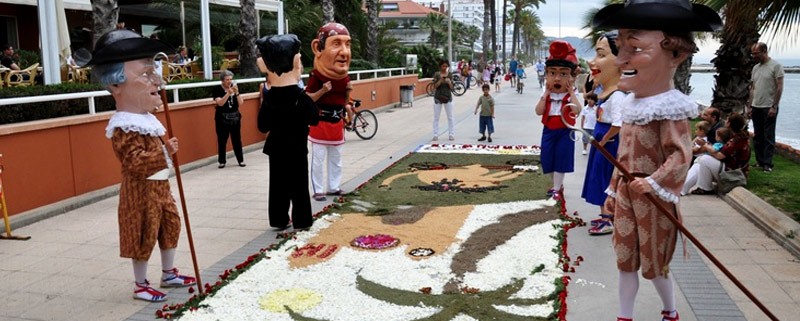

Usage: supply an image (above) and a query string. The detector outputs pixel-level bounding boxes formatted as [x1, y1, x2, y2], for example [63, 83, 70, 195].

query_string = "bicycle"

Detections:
[425, 76, 467, 97]
[345, 99, 378, 140]
[516, 76, 525, 94]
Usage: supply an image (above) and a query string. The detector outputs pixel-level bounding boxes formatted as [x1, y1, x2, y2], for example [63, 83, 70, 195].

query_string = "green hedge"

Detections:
[0, 77, 262, 125]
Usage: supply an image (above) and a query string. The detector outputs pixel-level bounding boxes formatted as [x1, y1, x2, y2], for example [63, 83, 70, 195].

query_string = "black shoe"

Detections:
[272, 224, 291, 231]
[218, 163, 226, 169]
[238, 162, 246, 167]
[763, 166, 773, 173]
[478, 136, 486, 141]
[488, 137, 492, 142]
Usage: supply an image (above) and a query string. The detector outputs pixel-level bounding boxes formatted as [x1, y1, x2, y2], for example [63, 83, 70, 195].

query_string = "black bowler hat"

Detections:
[592, 0, 722, 32]
[76, 29, 174, 67]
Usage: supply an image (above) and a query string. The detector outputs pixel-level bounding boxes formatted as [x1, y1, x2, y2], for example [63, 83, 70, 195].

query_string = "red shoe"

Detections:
[160, 268, 197, 288]
[617, 318, 632, 321]
[661, 310, 679, 321]
[134, 280, 167, 302]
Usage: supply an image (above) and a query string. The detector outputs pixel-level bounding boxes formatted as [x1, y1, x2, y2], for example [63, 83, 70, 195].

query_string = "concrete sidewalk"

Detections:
[1, 72, 798, 321]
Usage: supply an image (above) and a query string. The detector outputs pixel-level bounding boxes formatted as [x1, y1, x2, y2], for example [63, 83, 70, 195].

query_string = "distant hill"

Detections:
[546, 36, 595, 61]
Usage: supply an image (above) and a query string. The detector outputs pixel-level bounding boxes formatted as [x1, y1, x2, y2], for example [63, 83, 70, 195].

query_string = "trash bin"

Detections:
[399, 85, 414, 108]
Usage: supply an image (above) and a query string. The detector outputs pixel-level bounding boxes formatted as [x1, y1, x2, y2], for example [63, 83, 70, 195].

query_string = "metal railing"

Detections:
[0, 67, 413, 114]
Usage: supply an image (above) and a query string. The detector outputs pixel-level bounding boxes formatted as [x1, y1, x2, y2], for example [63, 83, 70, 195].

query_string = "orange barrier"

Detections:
[0, 75, 430, 217]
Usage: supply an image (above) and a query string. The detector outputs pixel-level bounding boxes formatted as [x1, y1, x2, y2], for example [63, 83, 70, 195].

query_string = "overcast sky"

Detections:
[532, 0, 800, 62]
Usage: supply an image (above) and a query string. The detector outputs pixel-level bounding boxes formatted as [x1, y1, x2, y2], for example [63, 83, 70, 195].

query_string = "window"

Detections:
[0, 16, 18, 50]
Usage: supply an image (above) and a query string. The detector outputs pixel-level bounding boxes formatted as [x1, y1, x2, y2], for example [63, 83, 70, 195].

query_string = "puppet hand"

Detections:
[629, 177, 653, 194]
[167, 137, 179, 155]
[323, 81, 332, 93]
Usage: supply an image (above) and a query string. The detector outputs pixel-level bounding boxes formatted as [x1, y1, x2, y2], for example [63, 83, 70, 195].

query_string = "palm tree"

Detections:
[421, 12, 447, 49]
[490, 0, 497, 61]
[237, 0, 259, 77]
[699, 0, 800, 116]
[365, 0, 379, 65]
[482, 0, 493, 60]
[91, 0, 119, 44]
[322, 0, 334, 23]
[510, 0, 544, 58]
[517, 9, 544, 58]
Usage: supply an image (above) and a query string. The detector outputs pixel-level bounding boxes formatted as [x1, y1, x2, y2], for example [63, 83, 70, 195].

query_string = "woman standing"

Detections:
[212, 70, 245, 168]
[432, 60, 454, 141]
[582, 31, 626, 235]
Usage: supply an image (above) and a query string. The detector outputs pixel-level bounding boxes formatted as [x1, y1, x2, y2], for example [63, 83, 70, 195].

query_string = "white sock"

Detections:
[160, 248, 176, 279]
[553, 172, 565, 190]
[651, 275, 676, 316]
[132, 259, 148, 285]
[618, 271, 639, 319]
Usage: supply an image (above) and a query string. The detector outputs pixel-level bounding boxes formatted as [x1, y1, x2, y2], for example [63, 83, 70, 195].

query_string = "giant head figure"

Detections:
[310, 23, 351, 80]
[589, 31, 621, 91]
[544, 40, 579, 94]
[592, 0, 722, 98]
[80, 29, 173, 114]
[256, 34, 303, 87]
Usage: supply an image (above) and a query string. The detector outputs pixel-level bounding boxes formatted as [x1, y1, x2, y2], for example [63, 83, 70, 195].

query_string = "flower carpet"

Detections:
[166, 144, 579, 321]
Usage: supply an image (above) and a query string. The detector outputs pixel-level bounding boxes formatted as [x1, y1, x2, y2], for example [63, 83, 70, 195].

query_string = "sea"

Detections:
[688, 58, 800, 150]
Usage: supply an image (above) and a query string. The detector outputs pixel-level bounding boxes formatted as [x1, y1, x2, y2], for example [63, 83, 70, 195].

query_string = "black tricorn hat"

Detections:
[76, 29, 174, 67]
[592, 0, 722, 32]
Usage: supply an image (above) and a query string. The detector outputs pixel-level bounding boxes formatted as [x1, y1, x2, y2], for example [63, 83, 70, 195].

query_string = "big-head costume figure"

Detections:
[592, 1, 721, 320]
[256, 34, 320, 231]
[305, 22, 352, 201]
[81, 29, 196, 302]
[534, 40, 583, 199]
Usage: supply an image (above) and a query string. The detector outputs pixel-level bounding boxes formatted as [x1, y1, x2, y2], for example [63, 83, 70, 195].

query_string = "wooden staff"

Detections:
[154, 53, 203, 295]
[560, 104, 778, 321]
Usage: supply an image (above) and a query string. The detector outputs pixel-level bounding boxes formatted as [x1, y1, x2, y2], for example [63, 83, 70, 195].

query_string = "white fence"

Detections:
[0, 67, 413, 114]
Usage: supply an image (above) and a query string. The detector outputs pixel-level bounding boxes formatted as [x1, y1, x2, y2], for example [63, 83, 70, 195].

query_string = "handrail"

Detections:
[0, 67, 413, 113]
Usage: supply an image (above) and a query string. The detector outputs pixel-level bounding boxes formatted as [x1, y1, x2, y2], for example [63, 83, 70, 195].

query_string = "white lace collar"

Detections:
[621, 89, 698, 125]
[105, 112, 167, 138]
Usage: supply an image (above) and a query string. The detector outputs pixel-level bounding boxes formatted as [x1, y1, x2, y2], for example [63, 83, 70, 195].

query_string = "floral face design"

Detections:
[615, 29, 678, 98]
[545, 66, 573, 93]
[589, 37, 620, 88]
[313, 34, 351, 80]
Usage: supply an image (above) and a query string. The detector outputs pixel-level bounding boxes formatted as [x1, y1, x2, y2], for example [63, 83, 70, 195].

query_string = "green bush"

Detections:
[0, 83, 115, 124]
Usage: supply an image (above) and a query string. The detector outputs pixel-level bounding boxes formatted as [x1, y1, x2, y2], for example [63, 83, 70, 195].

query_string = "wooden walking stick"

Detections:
[560, 104, 778, 321]
[0, 154, 31, 241]
[153, 53, 203, 295]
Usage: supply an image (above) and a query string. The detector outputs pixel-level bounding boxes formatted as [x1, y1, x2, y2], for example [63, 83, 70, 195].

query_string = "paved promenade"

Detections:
[1, 72, 798, 321]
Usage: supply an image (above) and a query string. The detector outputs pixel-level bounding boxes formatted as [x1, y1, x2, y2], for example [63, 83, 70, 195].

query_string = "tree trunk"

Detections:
[482, 0, 492, 60]
[490, 0, 497, 61]
[237, 0, 259, 78]
[673, 56, 692, 95]
[366, 0, 379, 65]
[322, 0, 335, 23]
[91, 0, 119, 46]
[502, 0, 507, 64]
[711, 0, 761, 116]
[511, 6, 520, 58]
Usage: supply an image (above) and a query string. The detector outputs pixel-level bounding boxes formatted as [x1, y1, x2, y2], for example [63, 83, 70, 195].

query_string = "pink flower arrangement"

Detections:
[351, 234, 399, 250]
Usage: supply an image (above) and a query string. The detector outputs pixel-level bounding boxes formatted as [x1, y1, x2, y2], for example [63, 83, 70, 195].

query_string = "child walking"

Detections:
[474, 83, 495, 142]
[580, 93, 598, 155]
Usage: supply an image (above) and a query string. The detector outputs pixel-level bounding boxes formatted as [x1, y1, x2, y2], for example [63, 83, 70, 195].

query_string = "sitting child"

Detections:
[690, 121, 711, 158]
[682, 126, 732, 195]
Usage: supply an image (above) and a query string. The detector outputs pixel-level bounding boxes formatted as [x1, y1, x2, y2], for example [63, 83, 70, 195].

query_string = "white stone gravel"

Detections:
[179, 200, 565, 321]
